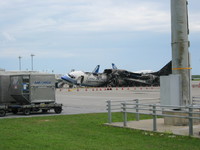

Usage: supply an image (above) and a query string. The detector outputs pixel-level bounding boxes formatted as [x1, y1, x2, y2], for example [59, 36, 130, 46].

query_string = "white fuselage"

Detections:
[66, 71, 108, 87]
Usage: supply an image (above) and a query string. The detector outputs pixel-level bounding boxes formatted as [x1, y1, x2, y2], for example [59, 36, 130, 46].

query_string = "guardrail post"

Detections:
[188, 106, 193, 136]
[153, 105, 157, 132]
[107, 100, 112, 124]
[135, 99, 140, 121]
[122, 102, 127, 127]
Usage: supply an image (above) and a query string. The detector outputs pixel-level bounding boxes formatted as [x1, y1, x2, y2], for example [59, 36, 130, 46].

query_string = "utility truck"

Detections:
[0, 73, 62, 117]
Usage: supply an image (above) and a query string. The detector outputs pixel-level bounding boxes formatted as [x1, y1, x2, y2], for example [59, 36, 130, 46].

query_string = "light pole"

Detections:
[171, 0, 191, 106]
[18, 56, 22, 71]
[31, 54, 35, 71]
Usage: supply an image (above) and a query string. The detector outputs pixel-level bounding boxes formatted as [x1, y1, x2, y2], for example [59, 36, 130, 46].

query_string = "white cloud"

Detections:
[1, 0, 199, 35]
[34, 50, 77, 59]
[1, 32, 16, 41]
[0, 0, 171, 35]
[57, 1, 171, 32]
[0, 0, 200, 74]
[2, 0, 199, 35]
[189, 14, 200, 32]
[0, 49, 26, 58]
[0, 48, 78, 59]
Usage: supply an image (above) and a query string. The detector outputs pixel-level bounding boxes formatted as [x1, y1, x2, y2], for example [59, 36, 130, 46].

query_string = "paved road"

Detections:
[56, 87, 161, 115]
[1, 84, 200, 118]
[57, 85, 200, 115]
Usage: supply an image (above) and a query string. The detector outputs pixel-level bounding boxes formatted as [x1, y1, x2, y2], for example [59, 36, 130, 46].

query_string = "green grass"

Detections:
[192, 79, 200, 81]
[0, 113, 200, 150]
[192, 75, 200, 81]
[192, 75, 200, 78]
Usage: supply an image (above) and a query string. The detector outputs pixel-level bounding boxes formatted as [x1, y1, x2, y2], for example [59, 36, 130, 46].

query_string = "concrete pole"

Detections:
[171, 0, 191, 106]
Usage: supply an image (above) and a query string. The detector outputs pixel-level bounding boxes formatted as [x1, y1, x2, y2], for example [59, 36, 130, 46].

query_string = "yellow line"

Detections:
[172, 67, 192, 70]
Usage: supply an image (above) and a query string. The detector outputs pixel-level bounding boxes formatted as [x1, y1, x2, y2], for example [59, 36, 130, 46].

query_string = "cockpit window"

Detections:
[68, 74, 75, 79]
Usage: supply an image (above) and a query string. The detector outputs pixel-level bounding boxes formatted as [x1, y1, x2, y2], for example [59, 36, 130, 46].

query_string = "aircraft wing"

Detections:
[124, 78, 153, 85]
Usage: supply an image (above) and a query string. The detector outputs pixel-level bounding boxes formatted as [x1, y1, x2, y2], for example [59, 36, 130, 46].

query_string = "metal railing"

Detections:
[106, 100, 136, 124]
[106, 98, 200, 136]
[106, 98, 160, 123]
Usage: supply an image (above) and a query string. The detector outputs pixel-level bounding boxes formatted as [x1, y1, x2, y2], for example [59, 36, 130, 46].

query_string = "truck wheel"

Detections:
[0, 110, 6, 117]
[23, 109, 30, 115]
[54, 107, 62, 114]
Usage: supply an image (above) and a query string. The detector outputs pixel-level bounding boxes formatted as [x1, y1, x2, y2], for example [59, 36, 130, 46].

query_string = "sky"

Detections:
[0, 0, 200, 75]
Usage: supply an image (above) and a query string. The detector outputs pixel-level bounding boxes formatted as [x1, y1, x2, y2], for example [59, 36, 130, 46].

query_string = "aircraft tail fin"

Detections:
[92, 65, 100, 74]
[112, 63, 118, 69]
[154, 61, 172, 76]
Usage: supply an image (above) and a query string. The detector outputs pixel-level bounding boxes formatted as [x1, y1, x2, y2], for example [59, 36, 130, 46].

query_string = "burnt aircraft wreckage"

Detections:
[104, 61, 172, 87]
[61, 61, 172, 87]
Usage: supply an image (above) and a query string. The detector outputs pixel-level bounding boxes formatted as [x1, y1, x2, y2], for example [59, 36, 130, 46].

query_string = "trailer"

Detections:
[0, 103, 62, 117]
[0, 72, 62, 117]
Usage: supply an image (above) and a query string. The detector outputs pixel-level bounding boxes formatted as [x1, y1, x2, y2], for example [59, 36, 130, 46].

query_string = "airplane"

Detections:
[60, 61, 172, 87]
[104, 61, 172, 87]
[61, 65, 108, 87]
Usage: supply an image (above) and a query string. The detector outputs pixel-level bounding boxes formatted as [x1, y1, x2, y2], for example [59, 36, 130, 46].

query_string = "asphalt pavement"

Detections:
[1, 82, 200, 118]
[1, 83, 200, 138]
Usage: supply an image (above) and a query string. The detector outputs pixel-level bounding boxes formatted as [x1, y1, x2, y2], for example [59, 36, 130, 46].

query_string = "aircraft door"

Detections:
[80, 76, 84, 84]
[77, 76, 84, 85]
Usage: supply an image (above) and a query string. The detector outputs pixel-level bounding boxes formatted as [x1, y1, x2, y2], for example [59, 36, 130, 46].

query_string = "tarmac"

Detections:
[1, 81, 200, 139]
[58, 83, 200, 138]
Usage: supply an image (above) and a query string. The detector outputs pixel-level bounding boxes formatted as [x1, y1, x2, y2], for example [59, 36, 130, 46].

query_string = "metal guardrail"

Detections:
[106, 98, 160, 123]
[106, 97, 200, 136]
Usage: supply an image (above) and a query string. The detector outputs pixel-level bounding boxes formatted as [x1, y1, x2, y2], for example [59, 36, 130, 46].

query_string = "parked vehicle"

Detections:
[0, 72, 62, 117]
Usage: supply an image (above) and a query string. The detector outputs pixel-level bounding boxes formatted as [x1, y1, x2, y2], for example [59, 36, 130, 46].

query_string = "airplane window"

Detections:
[68, 74, 75, 79]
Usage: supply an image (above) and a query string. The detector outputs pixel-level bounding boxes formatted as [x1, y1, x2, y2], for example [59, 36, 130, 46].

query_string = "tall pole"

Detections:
[171, 0, 191, 106]
[18, 56, 22, 71]
[31, 54, 35, 71]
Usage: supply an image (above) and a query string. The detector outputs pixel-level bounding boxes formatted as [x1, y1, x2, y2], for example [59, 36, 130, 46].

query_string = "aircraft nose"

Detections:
[61, 74, 69, 80]
[68, 73, 75, 79]
[61, 74, 76, 84]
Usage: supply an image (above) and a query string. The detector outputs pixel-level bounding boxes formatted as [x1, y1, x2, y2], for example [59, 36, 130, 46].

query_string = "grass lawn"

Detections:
[193, 79, 200, 81]
[0, 113, 200, 150]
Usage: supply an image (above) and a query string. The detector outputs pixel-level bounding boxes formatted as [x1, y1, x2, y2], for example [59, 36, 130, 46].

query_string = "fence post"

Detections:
[107, 100, 112, 124]
[122, 102, 127, 127]
[152, 105, 157, 132]
[135, 99, 140, 121]
[188, 106, 193, 136]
